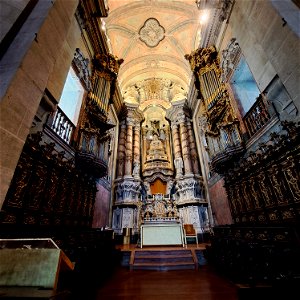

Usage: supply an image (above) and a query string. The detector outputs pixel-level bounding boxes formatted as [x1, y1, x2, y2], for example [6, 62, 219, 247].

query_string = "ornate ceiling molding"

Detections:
[123, 78, 187, 106]
[105, 1, 201, 108]
[139, 18, 165, 48]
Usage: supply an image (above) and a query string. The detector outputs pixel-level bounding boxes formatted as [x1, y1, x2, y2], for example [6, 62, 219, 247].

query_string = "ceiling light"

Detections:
[199, 11, 209, 24]
[101, 19, 106, 31]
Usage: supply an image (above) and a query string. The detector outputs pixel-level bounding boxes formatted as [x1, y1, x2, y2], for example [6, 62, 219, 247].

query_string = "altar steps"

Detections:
[130, 249, 197, 271]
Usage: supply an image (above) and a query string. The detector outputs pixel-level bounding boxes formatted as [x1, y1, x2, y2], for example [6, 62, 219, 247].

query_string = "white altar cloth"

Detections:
[140, 223, 184, 248]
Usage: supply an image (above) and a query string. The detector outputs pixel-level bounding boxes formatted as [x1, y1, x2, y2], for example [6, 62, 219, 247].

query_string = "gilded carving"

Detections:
[93, 53, 124, 76]
[249, 178, 260, 208]
[185, 46, 220, 74]
[268, 166, 287, 204]
[241, 182, 252, 210]
[282, 162, 300, 201]
[223, 121, 299, 226]
[24, 214, 36, 225]
[6, 155, 32, 208]
[282, 209, 295, 220]
[27, 164, 47, 210]
[1, 132, 97, 227]
[257, 173, 273, 207]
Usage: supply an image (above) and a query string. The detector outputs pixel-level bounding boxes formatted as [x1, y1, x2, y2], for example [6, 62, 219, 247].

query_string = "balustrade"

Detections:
[243, 94, 275, 138]
[50, 107, 75, 144]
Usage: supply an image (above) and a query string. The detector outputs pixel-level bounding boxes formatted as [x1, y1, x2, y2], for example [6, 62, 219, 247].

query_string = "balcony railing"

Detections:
[243, 94, 276, 138]
[49, 107, 75, 144]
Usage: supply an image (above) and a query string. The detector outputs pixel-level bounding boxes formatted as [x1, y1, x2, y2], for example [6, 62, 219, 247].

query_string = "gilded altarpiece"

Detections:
[142, 118, 174, 191]
[112, 96, 209, 235]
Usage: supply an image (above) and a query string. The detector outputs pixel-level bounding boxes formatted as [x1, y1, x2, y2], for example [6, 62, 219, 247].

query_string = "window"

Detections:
[59, 67, 84, 125]
[230, 57, 260, 116]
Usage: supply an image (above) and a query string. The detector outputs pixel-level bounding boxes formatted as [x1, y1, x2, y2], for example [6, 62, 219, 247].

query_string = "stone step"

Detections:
[131, 249, 197, 271]
[134, 256, 193, 263]
[134, 253, 192, 259]
[134, 250, 191, 256]
[132, 261, 196, 271]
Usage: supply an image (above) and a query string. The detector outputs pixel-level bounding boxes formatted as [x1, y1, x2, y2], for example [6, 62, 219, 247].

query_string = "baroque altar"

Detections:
[139, 194, 184, 248]
[112, 99, 210, 237]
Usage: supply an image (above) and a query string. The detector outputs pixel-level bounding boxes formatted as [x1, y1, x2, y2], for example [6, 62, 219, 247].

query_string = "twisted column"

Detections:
[186, 120, 200, 175]
[164, 126, 172, 169]
[124, 120, 134, 177]
[171, 123, 183, 178]
[133, 124, 141, 178]
[116, 123, 126, 178]
[179, 119, 193, 175]
[141, 127, 148, 172]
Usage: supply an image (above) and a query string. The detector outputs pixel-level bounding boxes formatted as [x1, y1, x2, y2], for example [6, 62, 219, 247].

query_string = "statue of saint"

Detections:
[132, 161, 140, 176]
[149, 134, 164, 151]
[174, 157, 183, 176]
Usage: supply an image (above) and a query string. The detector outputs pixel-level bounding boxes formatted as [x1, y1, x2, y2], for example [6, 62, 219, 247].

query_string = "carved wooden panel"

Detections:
[0, 132, 97, 228]
[224, 121, 300, 225]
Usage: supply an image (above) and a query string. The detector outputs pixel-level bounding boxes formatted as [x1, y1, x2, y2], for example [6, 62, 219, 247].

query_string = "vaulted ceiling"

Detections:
[105, 0, 203, 107]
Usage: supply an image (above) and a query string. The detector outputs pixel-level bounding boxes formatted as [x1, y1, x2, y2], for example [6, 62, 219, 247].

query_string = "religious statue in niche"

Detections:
[146, 134, 168, 162]
[145, 120, 169, 163]
[142, 119, 174, 182]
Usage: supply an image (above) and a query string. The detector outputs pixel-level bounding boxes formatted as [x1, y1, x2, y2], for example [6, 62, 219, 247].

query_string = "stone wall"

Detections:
[0, 0, 79, 208]
[93, 181, 111, 228]
[229, 0, 299, 112]
[208, 178, 233, 225]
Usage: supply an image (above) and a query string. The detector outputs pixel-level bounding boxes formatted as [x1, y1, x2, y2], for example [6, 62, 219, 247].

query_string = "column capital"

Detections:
[134, 123, 141, 131]
[171, 123, 179, 130]
[126, 118, 135, 126]
[178, 115, 186, 124]
[186, 119, 192, 126]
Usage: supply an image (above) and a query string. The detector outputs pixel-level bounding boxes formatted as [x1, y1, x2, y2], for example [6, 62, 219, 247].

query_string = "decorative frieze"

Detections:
[123, 78, 186, 104]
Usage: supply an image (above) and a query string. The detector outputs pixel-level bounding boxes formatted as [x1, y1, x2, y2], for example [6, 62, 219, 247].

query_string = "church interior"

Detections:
[0, 0, 299, 299]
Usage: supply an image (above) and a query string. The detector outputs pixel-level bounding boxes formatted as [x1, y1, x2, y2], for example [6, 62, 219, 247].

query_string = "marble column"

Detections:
[186, 120, 200, 175]
[179, 119, 193, 175]
[124, 119, 134, 177]
[117, 122, 126, 178]
[133, 124, 141, 178]
[171, 123, 183, 178]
